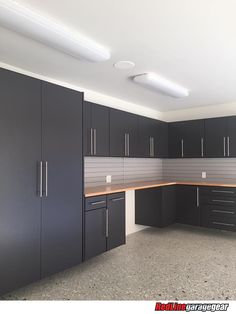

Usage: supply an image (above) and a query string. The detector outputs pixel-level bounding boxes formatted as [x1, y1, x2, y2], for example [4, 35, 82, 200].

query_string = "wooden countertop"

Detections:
[84, 180, 236, 197]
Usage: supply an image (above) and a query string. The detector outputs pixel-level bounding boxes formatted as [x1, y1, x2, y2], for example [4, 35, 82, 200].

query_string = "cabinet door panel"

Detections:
[176, 185, 200, 226]
[183, 120, 204, 158]
[168, 122, 184, 158]
[107, 193, 125, 250]
[156, 120, 168, 158]
[85, 208, 107, 260]
[41, 82, 83, 277]
[205, 117, 227, 157]
[92, 103, 110, 156]
[0, 68, 41, 295]
[83, 101, 92, 156]
[227, 116, 236, 157]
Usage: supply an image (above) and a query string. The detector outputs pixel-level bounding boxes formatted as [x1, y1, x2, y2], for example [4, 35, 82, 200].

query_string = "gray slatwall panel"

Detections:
[163, 158, 236, 183]
[84, 157, 163, 187]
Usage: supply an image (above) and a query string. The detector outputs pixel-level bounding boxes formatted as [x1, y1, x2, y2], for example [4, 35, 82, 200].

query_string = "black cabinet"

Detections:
[205, 117, 227, 158]
[226, 116, 236, 157]
[0, 68, 83, 294]
[138, 117, 168, 158]
[84, 193, 125, 260]
[110, 108, 138, 157]
[107, 193, 126, 250]
[41, 82, 83, 277]
[0, 68, 41, 295]
[169, 120, 204, 158]
[176, 185, 200, 226]
[85, 208, 107, 260]
[83, 101, 109, 156]
[135, 186, 176, 227]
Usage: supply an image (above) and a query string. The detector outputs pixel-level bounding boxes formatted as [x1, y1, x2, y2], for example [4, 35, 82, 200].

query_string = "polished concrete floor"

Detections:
[2, 224, 236, 300]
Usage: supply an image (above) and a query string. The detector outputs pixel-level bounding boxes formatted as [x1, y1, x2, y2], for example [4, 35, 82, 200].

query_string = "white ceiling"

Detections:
[1, 0, 236, 112]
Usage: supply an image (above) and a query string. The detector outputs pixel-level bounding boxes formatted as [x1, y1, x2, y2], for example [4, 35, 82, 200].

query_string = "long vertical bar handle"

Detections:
[39, 161, 43, 198]
[127, 133, 130, 157]
[124, 133, 127, 156]
[201, 138, 204, 157]
[227, 136, 230, 157]
[181, 139, 184, 158]
[149, 137, 152, 157]
[105, 209, 109, 238]
[223, 137, 226, 157]
[153, 137, 155, 157]
[93, 129, 97, 155]
[90, 128, 93, 155]
[196, 187, 199, 207]
[45, 161, 48, 197]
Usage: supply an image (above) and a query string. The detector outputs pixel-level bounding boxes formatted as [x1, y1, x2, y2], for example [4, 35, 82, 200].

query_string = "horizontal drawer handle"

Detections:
[111, 197, 125, 202]
[90, 200, 106, 206]
[212, 221, 235, 227]
[212, 209, 234, 215]
[212, 199, 235, 203]
[212, 190, 235, 194]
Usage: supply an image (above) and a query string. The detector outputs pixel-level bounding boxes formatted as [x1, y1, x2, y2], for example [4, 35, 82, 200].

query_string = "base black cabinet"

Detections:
[176, 185, 200, 226]
[83, 101, 110, 156]
[107, 193, 126, 250]
[0, 68, 83, 295]
[135, 186, 176, 227]
[84, 193, 125, 261]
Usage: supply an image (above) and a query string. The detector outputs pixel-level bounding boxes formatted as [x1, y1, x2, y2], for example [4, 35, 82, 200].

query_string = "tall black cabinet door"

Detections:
[83, 101, 92, 156]
[168, 122, 184, 158]
[91, 103, 110, 156]
[138, 116, 153, 157]
[0, 68, 41, 294]
[227, 116, 236, 157]
[156, 120, 168, 158]
[205, 117, 227, 157]
[107, 193, 125, 250]
[41, 82, 83, 277]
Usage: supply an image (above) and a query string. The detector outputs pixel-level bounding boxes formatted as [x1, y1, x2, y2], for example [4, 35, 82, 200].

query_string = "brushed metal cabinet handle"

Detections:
[181, 139, 184, 158]
[106, 209, 109, 238]
[39, 161, 43, 198]
[45, 161, 48, 197]
[197, 187, 199, 207]
[124, 133, 127, 157]
[152, 137, 155, 157]
[212, 221, 235, 227]
[149, 137, 152, 157]
[127, 133, 130, 156]
[93, 128, 97, 155]
[212, 199, 234, 203]
[91, 200, 106, 206]
[212, 190, 234, 194]
[111, 197, 125, 202]
[201, 138, 204, 157]
[90, 128, 93, 155]
[212, 209, 234, 215]
[223, 137, 226, 157]
[227, 136, 230, 157]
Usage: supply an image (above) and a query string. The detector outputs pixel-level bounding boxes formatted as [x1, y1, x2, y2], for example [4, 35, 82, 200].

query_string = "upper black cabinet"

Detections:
[169, 120, 204, 158]
[83, 101, 110, 156]
[205, 117, 227, 158]
[138, 117, 168, 158]
[110, 108, 138, 157]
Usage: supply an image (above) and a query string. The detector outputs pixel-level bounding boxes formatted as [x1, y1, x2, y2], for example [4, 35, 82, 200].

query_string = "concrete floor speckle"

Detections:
[1, 224, 236, 300]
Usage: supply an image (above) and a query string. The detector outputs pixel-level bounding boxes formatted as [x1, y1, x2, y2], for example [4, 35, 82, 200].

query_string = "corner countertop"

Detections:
[84, 180, 236, 197]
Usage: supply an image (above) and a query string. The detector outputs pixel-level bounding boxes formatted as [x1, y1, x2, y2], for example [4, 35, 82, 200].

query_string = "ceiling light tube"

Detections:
[133, 73, 189, 98]
[0, 0, 111, 62]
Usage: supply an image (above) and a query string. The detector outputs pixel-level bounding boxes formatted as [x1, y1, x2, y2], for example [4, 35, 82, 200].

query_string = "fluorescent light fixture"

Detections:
[0, 0, 111, 62]
[133, 73, 189, 98]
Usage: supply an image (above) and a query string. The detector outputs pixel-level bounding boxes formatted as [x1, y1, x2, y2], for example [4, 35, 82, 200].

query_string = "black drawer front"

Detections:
[201, 186, 236, 197]
[85, 195, 107, 211]
[201, 195, 236, 207]
[202, 205, 236, 219]
[207, 217, 236, 232]
[107, 192, 125, 203]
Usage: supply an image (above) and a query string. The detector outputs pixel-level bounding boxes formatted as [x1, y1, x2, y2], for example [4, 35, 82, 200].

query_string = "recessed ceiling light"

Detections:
[133, 73, 189, 98]
[114, 61, 135, 70]
[0, 0, 111, 62]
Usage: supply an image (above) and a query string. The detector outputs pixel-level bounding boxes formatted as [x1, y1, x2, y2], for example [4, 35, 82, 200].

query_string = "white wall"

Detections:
[125, 190, 148, 235]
